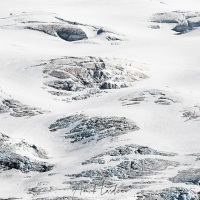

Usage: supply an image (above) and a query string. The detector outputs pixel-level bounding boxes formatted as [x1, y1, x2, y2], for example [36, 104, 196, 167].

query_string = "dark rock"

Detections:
[27, 24, 88, 42]
[3, 12, 125, 42]
[56, 27, 87, 41]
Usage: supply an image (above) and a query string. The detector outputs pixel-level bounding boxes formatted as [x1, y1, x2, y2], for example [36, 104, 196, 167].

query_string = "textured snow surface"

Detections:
[1, 0, 200, 199]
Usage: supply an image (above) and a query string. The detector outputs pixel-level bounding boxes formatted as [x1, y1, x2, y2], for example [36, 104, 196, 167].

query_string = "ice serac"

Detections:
[82, 144, 177, 165]
[49, 114, 139, 143]
[39, 56, 148, 101]
[170, 168, 200, 185]
[71, 158, 178, 179]
[137, 187, 199, 200]
[1, 99, 46, 117]
[0, 12, 125, 43]
[151, 11, 200, 34]
[0, 133, 53, 173]
[65, 143, 179, 193]
[0, 90, 47, 117]
[120, 89, 180, 106]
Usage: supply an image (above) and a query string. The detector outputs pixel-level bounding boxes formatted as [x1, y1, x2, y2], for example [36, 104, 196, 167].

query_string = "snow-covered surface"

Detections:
[1, 0, 200, 199]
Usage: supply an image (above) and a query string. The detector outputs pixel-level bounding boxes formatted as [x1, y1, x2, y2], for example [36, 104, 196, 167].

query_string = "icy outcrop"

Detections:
[151, 11, 200, 34]
[120, 89, 179, 106]
[0, 89, 47, 117]
[28, 186, 57, 196]
[0, 99, 46, 117]
[82, 144, 177, 165]
[0, 133, 52, 173]
[0, 132, 48, 159]
[0, 151, 52, 173]
[67, 144, 178, 191]
[170, 168, 200, 185]
[0, 12, 125, 43]
[70, 158, 179, 179]
[137, 187, 199, 200]
[182, 105, 200, 121]
[27, 24, 88, 42]
[152, 12, 185, 24]
[49, 114, 139, 143]
[40, 56, 148, 101]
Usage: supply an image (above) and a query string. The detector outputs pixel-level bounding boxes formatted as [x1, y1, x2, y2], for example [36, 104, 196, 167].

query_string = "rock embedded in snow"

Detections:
[70, 158, 179, 179]
[170, 168, 200, 185]
[0, 98, 46, 117]
[151, 11, 200, 34]
[0, 151, 53, 173]
[28, 186, 57, 196]
[182, 105, 200, 121]
[70, 145, 178, 192]
[49, 114, 85, 132]
[137, 187, 199, 200]
[0, 132, 48, 159]
[49, 114, 139, 143]
[1, 12, 125, 43]
[120, 89, 179, 106]
[82, 144, 177, 165]
[27, 24, 88, 42]
[0, 133, 52, 173]
[39, 56, 148, 101]
[152, 12, 185, 24]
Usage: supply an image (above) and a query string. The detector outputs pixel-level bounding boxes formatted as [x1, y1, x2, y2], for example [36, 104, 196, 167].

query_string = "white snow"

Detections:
[1, 0, 200, 199]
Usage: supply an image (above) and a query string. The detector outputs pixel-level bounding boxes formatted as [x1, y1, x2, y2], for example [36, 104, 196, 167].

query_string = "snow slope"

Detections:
[1, 0, 200, 199]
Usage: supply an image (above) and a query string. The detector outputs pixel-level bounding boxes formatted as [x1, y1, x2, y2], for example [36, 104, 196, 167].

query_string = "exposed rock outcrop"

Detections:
[0, 151, 52, 173]
[137, 187, 199, 200]
[0, 133, 52, 173]
[1, 99, 45, 117]
[170, 168, 200, 185]
[70, 158, 179, 179]
[49, 114, 139, 143]
[120, 89, 179, 106]
[82, 144, 177, 165]
[40, 56, 148, 101]
[1, 12, 125, 43]
[27, 24, 88, 42]
[151, 11, 200, 34]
